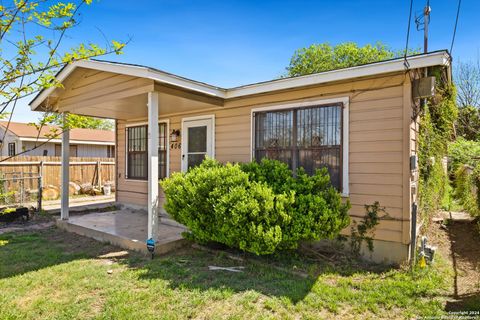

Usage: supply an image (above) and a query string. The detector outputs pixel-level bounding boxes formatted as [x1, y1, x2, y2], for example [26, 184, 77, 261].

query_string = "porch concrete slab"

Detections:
[56, 209, 188, 255]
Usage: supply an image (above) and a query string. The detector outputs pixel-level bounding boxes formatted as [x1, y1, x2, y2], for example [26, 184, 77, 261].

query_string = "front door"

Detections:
[181, 116, 214, 172]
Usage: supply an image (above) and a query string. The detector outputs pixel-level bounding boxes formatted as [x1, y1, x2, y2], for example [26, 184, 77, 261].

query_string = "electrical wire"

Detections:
[450, 0, 462, 56]
[404, 0, 414, 69]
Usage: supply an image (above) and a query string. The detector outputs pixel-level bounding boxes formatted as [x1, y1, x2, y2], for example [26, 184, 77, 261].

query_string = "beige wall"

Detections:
[116, 71, 416, 261]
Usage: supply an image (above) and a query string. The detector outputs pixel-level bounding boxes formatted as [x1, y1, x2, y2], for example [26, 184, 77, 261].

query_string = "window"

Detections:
[107, 145, 115, 158]
[8, 143, 15, 156]
[55, 144, 78, 157]
[254, 103, 343, 189]
[127, 125, 148, 180]
[159, 122, 168, 179]
[126, 123, 168, 180]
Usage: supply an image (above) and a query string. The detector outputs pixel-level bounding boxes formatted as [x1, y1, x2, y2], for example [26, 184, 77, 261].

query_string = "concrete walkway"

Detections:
[56, 209, 188, 255]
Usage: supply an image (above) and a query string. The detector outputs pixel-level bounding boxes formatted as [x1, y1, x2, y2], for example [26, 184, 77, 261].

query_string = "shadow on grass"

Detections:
[0, 227, 120, 279]
[0, 226, 394, 304]
[446, 292, 480, 312]
[125, 245, 392, 304]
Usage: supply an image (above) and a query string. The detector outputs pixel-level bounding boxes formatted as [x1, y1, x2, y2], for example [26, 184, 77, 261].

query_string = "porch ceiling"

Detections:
[35, 67, 224, 120]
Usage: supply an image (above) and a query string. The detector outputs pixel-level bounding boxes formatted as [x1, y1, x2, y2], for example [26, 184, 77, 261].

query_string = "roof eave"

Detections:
[30, 51, 450, 110]
[225, 51, 451, 98]
[29, 60, 228, 111]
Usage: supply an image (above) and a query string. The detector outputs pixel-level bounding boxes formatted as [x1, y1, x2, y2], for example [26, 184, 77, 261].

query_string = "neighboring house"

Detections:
[29, 51, 452, 264]
[0, 121, 115, 158]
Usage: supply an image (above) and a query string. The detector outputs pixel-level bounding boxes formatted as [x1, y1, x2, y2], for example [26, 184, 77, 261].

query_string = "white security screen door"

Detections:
[181, 117, 214, 172]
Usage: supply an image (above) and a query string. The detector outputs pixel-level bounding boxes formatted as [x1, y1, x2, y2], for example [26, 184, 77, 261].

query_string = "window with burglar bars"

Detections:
[126, 123, 168, 180]
[254, 103, 342, 189]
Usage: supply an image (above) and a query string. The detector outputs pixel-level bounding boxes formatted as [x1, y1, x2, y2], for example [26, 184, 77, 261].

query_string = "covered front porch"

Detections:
[30, 60, 225, 251]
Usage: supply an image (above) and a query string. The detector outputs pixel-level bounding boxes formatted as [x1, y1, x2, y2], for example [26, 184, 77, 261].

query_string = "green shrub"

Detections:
[161, 158, 350, 255]
[454, 165, 479, 216]
[448, 138, 480, 175]
[454, 163, 480, 218]
[241, 159, 350, 249]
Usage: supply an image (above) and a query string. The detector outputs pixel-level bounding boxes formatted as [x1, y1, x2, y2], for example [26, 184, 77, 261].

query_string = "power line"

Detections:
[404, 0, 414, 69]
[450, 0, 462, 56]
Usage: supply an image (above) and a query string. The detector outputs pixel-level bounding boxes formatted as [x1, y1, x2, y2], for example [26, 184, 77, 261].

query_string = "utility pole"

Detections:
[423, 0, 431, 54]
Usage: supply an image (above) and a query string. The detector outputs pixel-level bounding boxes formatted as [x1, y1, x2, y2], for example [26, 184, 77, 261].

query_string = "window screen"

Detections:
[127, 123, 168, 180]
[254, 104, 342, 189]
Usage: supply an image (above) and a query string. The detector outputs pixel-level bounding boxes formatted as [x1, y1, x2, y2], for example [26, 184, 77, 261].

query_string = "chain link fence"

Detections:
[0, 172, 42, 211]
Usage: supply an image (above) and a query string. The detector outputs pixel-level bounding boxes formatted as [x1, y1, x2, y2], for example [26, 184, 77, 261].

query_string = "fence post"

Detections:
[37, 175, 42, 212]
[97, 161, 102, 187]
[39, 160, 44, 184]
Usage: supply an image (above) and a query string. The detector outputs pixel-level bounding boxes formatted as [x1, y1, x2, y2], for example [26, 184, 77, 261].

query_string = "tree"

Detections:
[0, 0, 124, 157]
[455, 105, 480, 141]
[39, 113, 115, 131]
[285, 42, 411, 77]
[455, 59, 480, 109]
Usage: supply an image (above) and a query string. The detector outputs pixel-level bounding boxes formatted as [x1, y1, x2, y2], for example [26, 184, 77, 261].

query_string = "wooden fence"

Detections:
[0, 156, 115, 190]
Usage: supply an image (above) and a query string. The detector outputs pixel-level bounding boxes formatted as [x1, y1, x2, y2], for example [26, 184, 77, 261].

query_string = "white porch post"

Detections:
[60, 113, 70, 220]
[147, 92, 159, 241]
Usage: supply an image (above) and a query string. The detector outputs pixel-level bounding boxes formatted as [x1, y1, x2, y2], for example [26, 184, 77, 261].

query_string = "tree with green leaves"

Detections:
[0, 0, 124, 158]
[285, 42, 414, 77]
[38, 113, 115, 131]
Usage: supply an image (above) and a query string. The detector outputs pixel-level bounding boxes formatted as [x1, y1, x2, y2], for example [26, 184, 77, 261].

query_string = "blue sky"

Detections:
[12, 0, 480, 122]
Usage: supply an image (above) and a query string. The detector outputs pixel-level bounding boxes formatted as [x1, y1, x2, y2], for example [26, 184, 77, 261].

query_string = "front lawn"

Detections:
[0, 227, 451, 319]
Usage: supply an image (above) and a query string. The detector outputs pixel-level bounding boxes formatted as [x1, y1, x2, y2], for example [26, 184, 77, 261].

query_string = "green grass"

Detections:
[0, 228, 452, 319]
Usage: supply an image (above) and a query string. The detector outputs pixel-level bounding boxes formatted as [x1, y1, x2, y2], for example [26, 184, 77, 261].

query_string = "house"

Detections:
[29, 50, 452, 264]
[0, 121, 115, 158]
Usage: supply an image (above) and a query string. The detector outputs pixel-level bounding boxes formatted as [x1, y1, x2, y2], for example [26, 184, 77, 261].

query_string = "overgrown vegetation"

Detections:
[350, 202, 389, 255]
[454, 165, 480, 216]
[161, 158, 350, 255]
[418, 70, 458, 217]
[448, 138, 480, 175]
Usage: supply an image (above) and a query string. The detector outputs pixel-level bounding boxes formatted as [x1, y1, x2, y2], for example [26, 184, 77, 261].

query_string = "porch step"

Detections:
[56, 218, 188, 255]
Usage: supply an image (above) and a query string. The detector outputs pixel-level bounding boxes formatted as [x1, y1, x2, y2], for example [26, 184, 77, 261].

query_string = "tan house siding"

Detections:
[116, 72, 413, 252]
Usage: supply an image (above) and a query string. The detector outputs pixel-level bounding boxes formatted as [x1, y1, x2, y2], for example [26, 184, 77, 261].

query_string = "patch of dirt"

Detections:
[0, 214, 54, 234]
[426, 214, 480, 311]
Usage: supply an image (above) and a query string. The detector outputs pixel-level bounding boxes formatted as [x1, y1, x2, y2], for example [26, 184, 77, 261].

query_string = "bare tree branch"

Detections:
[455, 58, 480, 108]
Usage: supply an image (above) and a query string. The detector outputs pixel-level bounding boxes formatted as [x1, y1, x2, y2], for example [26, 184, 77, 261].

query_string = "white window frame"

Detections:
[250, 97, 349, 196]
[125, 119, 170, 181]
[181, 114, 215, 172]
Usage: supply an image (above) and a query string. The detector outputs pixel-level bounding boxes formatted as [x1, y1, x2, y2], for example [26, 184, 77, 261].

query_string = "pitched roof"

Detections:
[30, 50, 452, 110]
[0, 121, 115, 144]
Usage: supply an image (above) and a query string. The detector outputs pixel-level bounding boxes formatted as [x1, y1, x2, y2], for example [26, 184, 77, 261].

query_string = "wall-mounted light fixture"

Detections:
[170, 129, 181, 142]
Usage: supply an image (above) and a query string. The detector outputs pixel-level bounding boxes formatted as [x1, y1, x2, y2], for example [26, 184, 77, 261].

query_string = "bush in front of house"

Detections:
[160, 158, 350, 255]
[240, 159, 350, 249]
